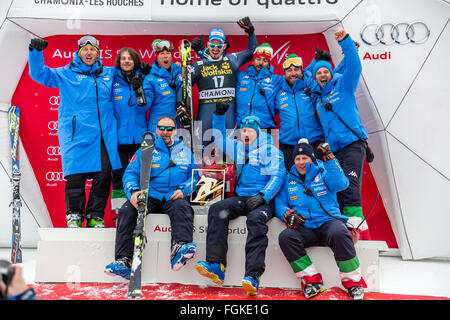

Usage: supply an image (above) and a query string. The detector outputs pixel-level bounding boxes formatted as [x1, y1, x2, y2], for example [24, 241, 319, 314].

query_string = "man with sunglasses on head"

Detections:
[105, 116, 199, 279]
[143, 39, 183, 134]
[188, 16, 258, 156]
[235, 43, 284, 131]
[195, 102, 285, 296]
[28, 35, 121, 228]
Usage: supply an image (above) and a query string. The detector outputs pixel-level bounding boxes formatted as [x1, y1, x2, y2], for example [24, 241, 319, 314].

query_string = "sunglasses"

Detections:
[208, 42, 225, 49]
[157, 125, 175, 132]
[241, 118, 260, 126]
[153, 40, 174, 52]
[255, 47, 273, 57]
[78, 35, 99, 48]
[283, 57, 303, 70]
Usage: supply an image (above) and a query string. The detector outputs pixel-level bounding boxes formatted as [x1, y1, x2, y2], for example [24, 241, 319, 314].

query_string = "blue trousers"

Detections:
[205, 196, 274, 278]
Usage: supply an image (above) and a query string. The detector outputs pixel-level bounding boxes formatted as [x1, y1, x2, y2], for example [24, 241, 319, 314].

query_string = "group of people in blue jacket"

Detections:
[28, 16, 370, 300]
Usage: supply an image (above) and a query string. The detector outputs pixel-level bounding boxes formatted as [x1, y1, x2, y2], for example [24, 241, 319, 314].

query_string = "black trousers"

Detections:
[64, 139, 112, 220]
[206, 196, 274, 278]
[114, 197, 194, 261]
[334, 140, 366, 209]
[112, 143, 141, 190]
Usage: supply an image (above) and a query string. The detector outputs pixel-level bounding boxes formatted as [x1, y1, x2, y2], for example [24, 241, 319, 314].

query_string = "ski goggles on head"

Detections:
[241, 117, 261, 127]
[254, 47, 273, 58]
[208, 42, 225, 49]
[157, 125, 175, 132]
[152, 39, 174, 52]
[283, 56, 303, 70]
[78, 35, 99, 49]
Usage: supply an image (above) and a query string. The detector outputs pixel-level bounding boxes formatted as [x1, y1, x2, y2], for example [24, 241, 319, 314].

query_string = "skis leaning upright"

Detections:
[127, 131, 155, 299]
[8, 105, 22, 264]
[178, 39, 197, 156]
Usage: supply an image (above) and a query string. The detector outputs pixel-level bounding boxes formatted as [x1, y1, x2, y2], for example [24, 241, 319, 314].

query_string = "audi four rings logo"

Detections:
[47, 146, 61, 156]
[48, 121, 58, 130]
[360, 22, 430, 46]
[46, 172, 65, 182]
[49, 96, 60, 106]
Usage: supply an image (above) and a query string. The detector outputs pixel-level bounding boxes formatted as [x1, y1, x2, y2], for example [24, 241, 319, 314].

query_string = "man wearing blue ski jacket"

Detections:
[143, 39, 183, 134]
[195, 102, 285, 296]
[28, 35, 121, 228]
[311, 30, 370, 238]
[275, 139, 366, 300]
[235, 43, 284, 130]
[105, 116, 199, 280]
[111, 47, 151, 214]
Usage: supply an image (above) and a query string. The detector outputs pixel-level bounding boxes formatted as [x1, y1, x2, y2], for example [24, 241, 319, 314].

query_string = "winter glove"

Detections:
[283, 209, 306, 229]
[29, 38, 48, 52]
[237, 16, 255, 36]
[315, 47, 332, 62]
[175, 101, 192, 126]
[140, 62, 151, 75]
[316, 142, 335, 162]
[214, 101, 229, 116]
[191, 35, 205, 53]
[130, 75, 143, 91]
[245, 193, 266, 212]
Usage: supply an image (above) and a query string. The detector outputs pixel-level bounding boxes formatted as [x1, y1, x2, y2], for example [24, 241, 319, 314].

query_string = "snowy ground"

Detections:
[1, 248, 449, 299]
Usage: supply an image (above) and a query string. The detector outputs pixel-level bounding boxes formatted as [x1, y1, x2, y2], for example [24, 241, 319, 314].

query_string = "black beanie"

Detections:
[292, 138, 316, 163]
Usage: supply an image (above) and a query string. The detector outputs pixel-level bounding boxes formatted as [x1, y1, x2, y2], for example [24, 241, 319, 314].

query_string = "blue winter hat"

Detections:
[241, 116, 261, 135]
[313, 60, 333, 78]
[209, 28, 226, 43]
[292, 138, 316, 163]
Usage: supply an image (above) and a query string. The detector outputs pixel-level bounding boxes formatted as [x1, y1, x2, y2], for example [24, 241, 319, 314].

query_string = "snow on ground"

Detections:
[1, 248, 449, 299]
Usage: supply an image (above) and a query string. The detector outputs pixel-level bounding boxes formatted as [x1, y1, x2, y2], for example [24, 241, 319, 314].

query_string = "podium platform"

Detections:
[35, 208, 388, 292]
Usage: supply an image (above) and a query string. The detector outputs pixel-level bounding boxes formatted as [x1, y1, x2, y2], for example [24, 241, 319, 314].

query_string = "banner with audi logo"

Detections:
[10, 34, 394, 246]
[360, 22, 430, 46]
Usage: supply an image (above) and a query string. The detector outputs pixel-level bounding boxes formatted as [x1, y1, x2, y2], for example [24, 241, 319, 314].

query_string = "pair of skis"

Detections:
[8, 106, 22, 264]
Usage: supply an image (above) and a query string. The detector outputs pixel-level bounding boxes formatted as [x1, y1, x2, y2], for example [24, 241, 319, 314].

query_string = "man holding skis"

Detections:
[105, 116, 199, 279]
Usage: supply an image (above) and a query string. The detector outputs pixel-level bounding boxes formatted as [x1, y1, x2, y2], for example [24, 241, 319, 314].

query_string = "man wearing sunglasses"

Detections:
[195, 102, 285, 296]
[143, 39, 183, 134]
[189, 16, 257, 155]
[236, 43, 284, 131]
[28, 35, 121, 228]
[105, 116, 199, 279]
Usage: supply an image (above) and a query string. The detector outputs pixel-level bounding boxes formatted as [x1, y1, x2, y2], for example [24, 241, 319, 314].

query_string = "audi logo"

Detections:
[45, 172, 65, 182]
[47, 146, 61, 156]
[360, 22, 430, 46]
[49, 96, 60, 106]
[48, 121, 58, 130]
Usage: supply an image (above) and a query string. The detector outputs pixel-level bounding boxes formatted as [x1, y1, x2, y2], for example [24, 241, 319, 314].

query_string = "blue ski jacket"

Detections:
[112, 69, 150, 145]
[123, 136, 199, 201]
[312, 35, 369, 152]
[236, 65, 284, 129]
[212, 113, 285, 203]
[275, 159, 349, 229]
[28, 49, 121, 177]
[143, 61, 183, 133]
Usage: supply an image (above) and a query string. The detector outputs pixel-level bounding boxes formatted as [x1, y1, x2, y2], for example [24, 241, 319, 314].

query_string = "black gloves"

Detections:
[140, 62, 151, 75]
[130, 76, 143, 91]
[214, 101, 229, 116]
[237, 16, 255, 36]
[29, 38, 48, 52]
[315, 47, 332, 62]
[175, 101, 192, 126]
[245, 193, 266, 212]
[283, 209, 306, 229]
[191, 35, 205, 53]
[316, 142, 335, 162]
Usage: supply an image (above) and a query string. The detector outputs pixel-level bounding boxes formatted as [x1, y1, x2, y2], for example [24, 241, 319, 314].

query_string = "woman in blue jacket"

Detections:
[312, 30, 370, 238]
[275, 139, 366, 300]
[111, 47, 151, 214]
[28, 35, 121, 228]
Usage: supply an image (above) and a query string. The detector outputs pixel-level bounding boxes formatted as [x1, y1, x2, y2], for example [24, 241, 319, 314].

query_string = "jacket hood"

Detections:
[288, 159, 324, 183]
[245, 64, 274, 78]
[71, 51, 103, 74]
